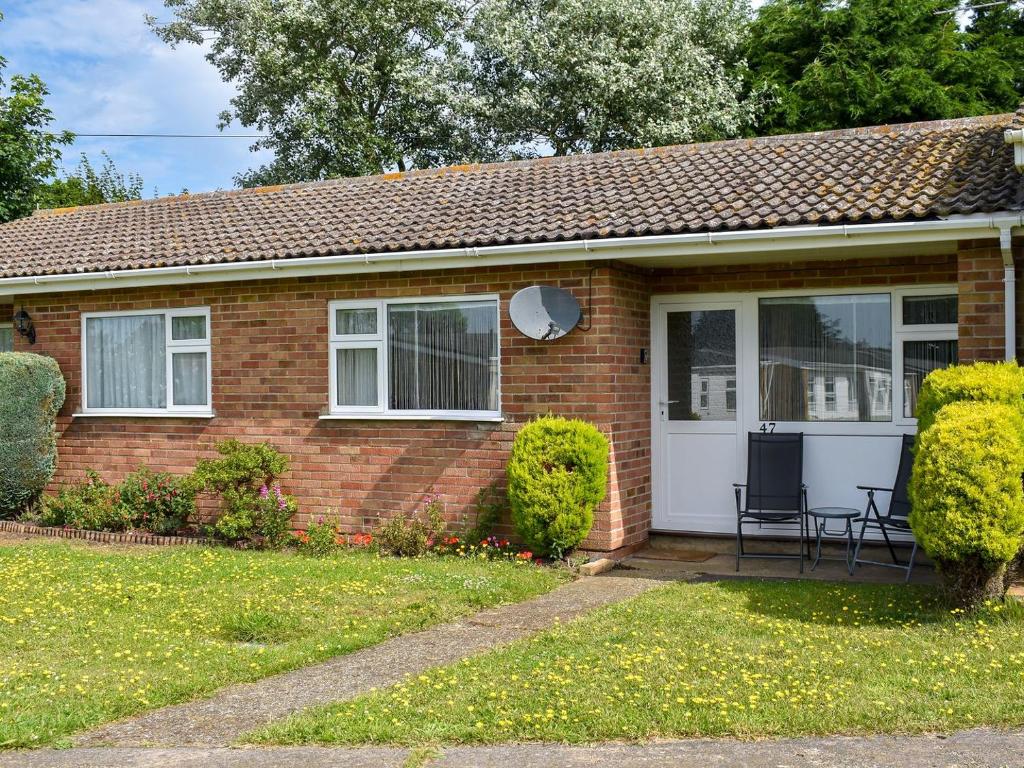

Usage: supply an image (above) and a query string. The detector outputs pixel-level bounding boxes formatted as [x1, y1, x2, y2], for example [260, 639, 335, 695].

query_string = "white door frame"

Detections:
[650, 298, 744, 531]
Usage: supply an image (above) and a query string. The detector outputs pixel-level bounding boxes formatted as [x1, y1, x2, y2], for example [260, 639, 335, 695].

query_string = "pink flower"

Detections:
[259, 485, 269, 498]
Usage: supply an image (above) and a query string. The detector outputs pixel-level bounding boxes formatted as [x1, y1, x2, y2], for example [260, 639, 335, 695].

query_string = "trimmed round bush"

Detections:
[507, 416, 609, 558]
[0, 352, 66, 517]
[908, 401, 1024, 608]
[915, 361, 1024, 434]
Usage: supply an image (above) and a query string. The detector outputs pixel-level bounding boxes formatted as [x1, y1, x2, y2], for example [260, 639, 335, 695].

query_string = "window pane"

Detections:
[172, 352, 208, 407]
[86, 315, 167, 409]
[0, 326, 12, 352]
[903, 340, 957, 418]
[336, 308, 377, 335]
[388, 301, 498, 412]
[171, 315, 207, 341]
[666, 309, 736, 421]
[336, 347, 378, 407]
[759, 294, 892, 422]
[903, 295, 957, 325]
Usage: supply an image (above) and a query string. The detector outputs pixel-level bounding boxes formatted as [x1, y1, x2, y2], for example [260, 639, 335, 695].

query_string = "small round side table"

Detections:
[807, 507, 860, 574]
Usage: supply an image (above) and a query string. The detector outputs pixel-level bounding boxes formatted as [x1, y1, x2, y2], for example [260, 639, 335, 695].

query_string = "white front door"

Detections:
[652, 300, 743, 533]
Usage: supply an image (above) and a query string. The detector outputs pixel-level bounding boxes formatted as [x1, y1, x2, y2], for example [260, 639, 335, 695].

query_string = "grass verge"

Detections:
[247, 579, 1024, 745]
[0, 539, 564, 748]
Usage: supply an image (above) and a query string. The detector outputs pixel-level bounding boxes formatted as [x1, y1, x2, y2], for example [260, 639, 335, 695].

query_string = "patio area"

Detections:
[620, 534, 937, 585]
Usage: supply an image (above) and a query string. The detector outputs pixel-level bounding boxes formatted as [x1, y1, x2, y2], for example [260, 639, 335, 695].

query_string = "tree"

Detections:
[745, 0, 1020, 135]
[965, 1, 1024, 113]
[0, 12, 72, 222]
[149, 0, 478, 186]
[467, 0, 760, 157]
[36, 152, 144, 210]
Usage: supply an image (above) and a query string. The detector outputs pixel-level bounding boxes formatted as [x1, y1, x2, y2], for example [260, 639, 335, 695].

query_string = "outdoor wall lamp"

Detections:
[14, 308, 36, 345]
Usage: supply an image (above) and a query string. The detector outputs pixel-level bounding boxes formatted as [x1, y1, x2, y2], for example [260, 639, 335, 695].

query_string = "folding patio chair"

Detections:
[852, 434, 918, 582]
[734, 432, 809, 573]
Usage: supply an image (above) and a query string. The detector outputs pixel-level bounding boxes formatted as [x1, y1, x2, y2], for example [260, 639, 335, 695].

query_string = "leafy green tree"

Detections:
[0, 12, 72, 222]
[149, 0, 478, 186]
[745, 0, 1015, 135]
[468, 0, 759, 157]
[36, 152, 144, 210]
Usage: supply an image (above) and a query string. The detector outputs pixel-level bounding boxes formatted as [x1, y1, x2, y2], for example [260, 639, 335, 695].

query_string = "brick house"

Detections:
[1, 109, 1022, 555]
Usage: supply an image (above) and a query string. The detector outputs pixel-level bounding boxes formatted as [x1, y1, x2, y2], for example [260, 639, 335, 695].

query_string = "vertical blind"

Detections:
[388, 301, 498, 412]
[86, 315, 167, 409]
[759, 294, 892, 422]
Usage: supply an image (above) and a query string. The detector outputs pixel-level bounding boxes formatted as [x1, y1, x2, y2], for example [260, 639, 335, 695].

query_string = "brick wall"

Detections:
[957, 239, 1008, 363]
[15, 261, 648, 551]
[651, 253, 957, 294]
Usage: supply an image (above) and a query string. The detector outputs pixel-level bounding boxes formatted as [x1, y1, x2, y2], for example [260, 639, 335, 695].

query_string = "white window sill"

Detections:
[73, 411, 215, 419]
[319, 412, 505, 423]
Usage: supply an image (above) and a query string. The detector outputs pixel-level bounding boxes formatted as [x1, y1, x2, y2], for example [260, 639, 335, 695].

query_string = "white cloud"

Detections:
[0, 0, 271, 194]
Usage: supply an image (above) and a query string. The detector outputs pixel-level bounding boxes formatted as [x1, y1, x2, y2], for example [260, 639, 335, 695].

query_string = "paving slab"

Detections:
[73, 574, 662, 748]
[6, 728, 1024, 768]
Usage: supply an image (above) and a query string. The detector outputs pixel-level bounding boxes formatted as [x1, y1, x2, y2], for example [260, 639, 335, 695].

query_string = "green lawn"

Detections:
[0, 539, 564, 749]
[248, 579, 1024, 746]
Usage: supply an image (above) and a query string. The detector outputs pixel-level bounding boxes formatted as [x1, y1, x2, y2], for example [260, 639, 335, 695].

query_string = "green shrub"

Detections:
[296, 516, 342, 557]
[915, 361, 1024, 434]
[193, 440, 296, 546]
[507, 416, 608, 559]
[117, 467, 198, 535]
[0, 353, 66, 518]
[376, 495, 446, 557]
[40, 471, 131, 531]
[909, 401, 1024, 608]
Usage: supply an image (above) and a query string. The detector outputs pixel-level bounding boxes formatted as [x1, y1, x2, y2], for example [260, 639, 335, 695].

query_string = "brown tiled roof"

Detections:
[1, 113, 1022, 279]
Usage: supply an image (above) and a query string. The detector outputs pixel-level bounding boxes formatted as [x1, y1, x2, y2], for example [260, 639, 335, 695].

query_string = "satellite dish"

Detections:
[509, 285, 581, 341]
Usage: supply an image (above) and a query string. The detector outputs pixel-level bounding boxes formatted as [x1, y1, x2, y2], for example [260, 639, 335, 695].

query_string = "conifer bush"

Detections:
[507, 416, 608, 558]
[0, 353, 66, 517]
[914, 361, 1024, 433]
[909, 401, 1024, 608]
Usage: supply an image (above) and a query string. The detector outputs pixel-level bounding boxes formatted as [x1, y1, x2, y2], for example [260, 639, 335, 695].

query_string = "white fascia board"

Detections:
[1, 212, 1021, 297]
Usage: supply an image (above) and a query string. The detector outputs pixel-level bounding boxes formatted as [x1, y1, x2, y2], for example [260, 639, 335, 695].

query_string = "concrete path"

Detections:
[74, 575, 661, 748]
[7, 727, 1024, 768]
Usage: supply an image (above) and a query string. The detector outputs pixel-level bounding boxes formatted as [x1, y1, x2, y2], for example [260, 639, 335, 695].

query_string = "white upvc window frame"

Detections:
[326, 294, 502, 421]
[893, 286, 958, 426]
[0, 320, 12, 353]
[79, 306, 213, 418]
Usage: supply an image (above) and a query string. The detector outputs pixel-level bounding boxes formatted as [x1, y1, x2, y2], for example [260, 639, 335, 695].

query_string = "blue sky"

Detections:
[1, 0, 271, 196]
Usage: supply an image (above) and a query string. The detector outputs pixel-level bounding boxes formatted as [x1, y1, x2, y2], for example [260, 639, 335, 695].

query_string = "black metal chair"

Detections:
[852, 434, 918, 582]
[734, 432, 809, 573]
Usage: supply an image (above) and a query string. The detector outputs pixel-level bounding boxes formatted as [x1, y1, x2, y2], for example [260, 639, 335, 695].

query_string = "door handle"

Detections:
[658, 400, 680, 406]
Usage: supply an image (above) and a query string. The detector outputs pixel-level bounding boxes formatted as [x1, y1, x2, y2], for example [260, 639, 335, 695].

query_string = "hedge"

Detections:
[0, 353, 66, 517]
[507, 416, 608, 558]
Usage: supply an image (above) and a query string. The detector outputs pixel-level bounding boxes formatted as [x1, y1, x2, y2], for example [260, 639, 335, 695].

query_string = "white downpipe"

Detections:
[999, 224, 1018, 362]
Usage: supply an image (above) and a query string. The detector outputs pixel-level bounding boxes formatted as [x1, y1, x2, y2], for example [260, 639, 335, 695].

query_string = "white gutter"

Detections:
[0, 211, 1021, 297]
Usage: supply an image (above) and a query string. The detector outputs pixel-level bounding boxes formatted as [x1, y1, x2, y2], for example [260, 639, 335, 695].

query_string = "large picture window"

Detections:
[759, 294, 892, 422]
[82, 308, 211, 415]
[329, 297, 500, 418]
